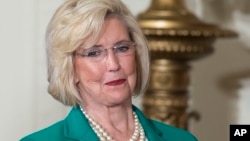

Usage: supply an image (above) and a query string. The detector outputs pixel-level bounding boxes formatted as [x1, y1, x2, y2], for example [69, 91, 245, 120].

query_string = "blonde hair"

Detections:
[46, 0, 150, 106]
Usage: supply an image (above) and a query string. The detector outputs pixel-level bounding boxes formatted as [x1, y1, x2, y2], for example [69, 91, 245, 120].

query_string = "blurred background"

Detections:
[1, 0, 250, 140]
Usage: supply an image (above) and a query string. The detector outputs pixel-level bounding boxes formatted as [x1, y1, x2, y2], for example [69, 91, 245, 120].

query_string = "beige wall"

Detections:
[1, 0, 249, 141]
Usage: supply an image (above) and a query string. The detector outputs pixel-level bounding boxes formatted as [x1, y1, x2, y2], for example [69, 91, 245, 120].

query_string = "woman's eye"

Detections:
[116, 44, 130, 52]
[85, 49, 102, 57]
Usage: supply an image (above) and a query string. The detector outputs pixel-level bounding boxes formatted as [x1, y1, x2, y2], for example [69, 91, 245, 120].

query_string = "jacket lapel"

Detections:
[63, 106, 99, 141]
[133, 106, 167, 141]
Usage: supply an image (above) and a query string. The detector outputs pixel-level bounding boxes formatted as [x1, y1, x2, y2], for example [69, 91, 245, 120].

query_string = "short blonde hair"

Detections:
[46, 0, 150, 106]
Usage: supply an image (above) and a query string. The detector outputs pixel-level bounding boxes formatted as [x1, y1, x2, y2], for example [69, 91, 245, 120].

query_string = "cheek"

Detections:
[119, 54, 136, 72]
[74, 59, 104, 83]
[127, 61, 136, 77]
[122, 57, 137, 88]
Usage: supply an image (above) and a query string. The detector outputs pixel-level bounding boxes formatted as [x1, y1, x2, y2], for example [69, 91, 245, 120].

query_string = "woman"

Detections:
[21, 0, 197, 141]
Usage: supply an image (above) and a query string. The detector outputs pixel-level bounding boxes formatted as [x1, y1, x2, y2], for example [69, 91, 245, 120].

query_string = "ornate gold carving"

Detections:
[142, 28, 236, 37]
[144, 59, 190, 129]
[148, 40, 213, 60]
[137, 0, 237, 129]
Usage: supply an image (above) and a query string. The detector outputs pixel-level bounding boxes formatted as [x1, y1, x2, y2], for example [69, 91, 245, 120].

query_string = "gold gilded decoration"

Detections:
[137, 0, 237, 129]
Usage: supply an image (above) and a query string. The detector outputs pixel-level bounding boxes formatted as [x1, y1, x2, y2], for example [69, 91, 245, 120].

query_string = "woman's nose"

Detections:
[105, 51, 120, 72]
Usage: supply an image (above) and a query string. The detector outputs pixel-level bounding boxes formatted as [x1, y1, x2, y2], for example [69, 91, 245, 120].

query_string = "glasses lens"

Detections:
[78, 41, 135, 62]
[114, 42, 135, 56]
[82, 47, 105, 61]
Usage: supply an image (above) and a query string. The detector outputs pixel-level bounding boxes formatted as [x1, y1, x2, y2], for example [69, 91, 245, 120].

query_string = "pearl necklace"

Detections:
[80, 106, 145, 141]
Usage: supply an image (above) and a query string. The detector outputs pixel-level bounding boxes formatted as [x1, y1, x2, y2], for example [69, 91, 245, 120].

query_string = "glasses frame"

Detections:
[74, 41, 136, 62]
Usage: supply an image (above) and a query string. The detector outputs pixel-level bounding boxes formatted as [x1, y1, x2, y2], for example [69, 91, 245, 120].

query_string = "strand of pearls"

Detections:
[80, 106, 145, 141]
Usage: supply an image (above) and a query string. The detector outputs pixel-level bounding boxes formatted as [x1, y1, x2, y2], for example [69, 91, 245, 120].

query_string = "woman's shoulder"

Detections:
[150, 119, 198, 141]
[20, 120, 65, 141]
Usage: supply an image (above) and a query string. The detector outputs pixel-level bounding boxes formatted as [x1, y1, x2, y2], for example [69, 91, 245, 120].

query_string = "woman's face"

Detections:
[73, 17, 137, 107]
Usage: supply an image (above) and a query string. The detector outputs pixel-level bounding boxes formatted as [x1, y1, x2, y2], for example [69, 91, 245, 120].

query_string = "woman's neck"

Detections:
[82, 102, 135, 140]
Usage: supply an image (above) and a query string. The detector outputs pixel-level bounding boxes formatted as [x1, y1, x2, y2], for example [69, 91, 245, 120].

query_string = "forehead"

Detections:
[82, 17, 129, 49]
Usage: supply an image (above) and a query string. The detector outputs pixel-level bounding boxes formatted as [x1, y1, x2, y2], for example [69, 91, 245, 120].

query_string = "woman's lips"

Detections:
[105, 79, 126, 86]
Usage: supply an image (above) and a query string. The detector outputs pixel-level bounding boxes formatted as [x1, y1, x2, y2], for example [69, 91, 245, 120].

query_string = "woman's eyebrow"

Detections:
[114, 39, 132, 46]
[92, 39, 131, 48]
[91, 44, 103, 48]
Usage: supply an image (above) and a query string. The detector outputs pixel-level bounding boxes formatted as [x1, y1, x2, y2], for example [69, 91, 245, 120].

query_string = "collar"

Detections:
[63, 106, 99, 141]
[63, 105, 164, 141]
[132, 106, 165, 141]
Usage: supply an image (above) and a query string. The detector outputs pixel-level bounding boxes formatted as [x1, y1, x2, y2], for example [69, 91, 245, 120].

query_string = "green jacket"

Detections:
[20, 106, 197, 141]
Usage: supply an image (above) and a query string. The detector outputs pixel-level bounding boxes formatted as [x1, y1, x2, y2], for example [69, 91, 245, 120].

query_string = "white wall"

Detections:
[0, 0, 66, 140]
[0, 1, 36, 140]
[0, 0, 249, 141]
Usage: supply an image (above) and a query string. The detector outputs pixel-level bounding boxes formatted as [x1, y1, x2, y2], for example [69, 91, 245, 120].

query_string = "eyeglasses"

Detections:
[74, 41, 136, 62]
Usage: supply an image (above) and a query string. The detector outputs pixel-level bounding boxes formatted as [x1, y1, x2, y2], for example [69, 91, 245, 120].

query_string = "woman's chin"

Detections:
[104, 93, 132, 106]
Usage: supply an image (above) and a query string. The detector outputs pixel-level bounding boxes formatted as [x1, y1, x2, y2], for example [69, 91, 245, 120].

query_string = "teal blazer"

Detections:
[21, 106, 197, 141]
